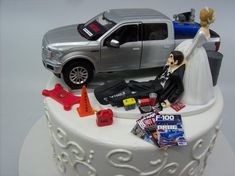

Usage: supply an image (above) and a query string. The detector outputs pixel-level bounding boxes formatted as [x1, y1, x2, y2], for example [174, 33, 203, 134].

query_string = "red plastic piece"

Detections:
[96, 109, 113, 127]
[42, 83, 81, 111]
[171, 102, 186, 112]
[138, 98, 152, 106]
[77, 85, 94, 117]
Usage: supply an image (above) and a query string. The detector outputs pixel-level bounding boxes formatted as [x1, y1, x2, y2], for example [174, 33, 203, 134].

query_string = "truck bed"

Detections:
[173, 21, 220, 39]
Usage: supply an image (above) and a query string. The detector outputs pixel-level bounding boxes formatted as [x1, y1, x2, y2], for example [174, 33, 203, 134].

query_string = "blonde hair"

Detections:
[200, 8, 214, 27]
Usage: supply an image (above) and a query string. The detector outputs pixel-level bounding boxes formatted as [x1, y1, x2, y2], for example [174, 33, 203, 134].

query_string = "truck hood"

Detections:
[44, 24, 89, 48]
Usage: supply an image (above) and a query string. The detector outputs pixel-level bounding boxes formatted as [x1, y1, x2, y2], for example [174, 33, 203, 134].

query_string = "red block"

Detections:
[138, 98, 151, 106]
[42, 83, 81, 111]
[171, 102, 186, 112]
[96, 109, 113, 127]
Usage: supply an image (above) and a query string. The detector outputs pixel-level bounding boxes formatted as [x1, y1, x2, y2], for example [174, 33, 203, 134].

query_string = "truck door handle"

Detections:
[132, 47, 140, 51]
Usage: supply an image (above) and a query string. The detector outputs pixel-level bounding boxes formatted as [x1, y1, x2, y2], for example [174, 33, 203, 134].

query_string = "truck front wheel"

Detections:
[62, 61, 93, 89]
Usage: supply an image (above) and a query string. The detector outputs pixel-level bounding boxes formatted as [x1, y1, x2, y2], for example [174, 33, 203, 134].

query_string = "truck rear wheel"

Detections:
[62, 61, 93, 89]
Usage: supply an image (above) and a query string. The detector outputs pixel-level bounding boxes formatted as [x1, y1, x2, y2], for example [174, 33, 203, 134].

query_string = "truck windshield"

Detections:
[78, 13, 116, 40]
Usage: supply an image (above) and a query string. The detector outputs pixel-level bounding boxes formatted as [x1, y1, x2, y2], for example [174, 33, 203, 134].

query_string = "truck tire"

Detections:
[62, 61, 94, 89]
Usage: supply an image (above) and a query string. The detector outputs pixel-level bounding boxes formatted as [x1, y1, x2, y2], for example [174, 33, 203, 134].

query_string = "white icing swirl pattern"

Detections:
[106, 149, 179, 176]
[45, 110, 97, 176]
[179, 123, 220, 176]
[44, 106, 221, 176]
[105, 124, 220, 176]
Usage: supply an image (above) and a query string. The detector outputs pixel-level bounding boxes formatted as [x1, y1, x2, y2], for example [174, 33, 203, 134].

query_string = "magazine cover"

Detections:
[155, 114, 187, 147]
[131, 113, 158, 144]
[132, 113, 187, 148]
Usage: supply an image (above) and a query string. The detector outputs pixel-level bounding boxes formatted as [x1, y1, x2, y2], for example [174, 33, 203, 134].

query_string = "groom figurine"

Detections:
[156, 50, 185, 107]
[127, 50, 185, 108]
[95, 50, 185, 108]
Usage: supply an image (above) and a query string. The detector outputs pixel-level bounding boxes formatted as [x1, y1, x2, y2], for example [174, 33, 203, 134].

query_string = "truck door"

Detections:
[140, 23, 174, 68]
[100, 23, 141, 71]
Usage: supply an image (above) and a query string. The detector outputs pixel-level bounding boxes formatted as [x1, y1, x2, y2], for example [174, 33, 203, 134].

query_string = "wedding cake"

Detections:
[43, 76, 223, 176]
[42, 7, 223, 176]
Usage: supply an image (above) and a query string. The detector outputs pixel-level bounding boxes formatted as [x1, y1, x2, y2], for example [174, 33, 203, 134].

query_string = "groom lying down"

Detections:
[94, 51, 185, 108]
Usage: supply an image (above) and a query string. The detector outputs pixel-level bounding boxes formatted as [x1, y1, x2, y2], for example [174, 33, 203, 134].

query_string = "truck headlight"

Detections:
[51, 50, 63, 59]
[42, 46, 51, 59]
[43, 46, 63, 60]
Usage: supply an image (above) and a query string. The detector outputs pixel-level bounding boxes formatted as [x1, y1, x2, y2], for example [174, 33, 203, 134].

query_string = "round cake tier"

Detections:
[44, 76, 223, 176]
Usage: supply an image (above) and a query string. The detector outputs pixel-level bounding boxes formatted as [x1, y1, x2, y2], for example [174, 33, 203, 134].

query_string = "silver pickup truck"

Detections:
[42, 8, 220, 89]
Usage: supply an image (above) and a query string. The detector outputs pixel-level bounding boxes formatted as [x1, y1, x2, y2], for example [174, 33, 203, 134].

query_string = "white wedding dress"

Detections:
[175, 28, 214, 105]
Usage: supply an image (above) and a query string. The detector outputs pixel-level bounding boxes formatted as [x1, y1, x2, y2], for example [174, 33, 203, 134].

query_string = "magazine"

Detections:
[131, 113, 187, 148]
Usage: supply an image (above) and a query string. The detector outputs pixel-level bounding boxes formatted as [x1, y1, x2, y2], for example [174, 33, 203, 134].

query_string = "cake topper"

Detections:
[42, 83, 81, 111]
[128, 50, 186, 108]
[96, 109, 113, 127]
[94, 51, 185, 109]
[41, 8, 220, 89]
[77, 85, 94, 117]
[173, 8, 195, 23]
[175, 7, 215, 105]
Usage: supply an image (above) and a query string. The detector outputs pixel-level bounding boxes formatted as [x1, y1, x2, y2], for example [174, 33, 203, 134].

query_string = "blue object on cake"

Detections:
[173, 21, 200, 37]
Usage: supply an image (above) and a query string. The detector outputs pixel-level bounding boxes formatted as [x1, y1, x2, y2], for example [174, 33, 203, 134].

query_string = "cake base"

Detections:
[19, 117, 235, 176]
[41, 76, 225, 176]
[40, 76, 226, 176]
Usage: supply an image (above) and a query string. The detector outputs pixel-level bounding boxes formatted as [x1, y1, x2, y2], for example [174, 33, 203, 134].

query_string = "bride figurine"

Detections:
[175, 7, 215, 105]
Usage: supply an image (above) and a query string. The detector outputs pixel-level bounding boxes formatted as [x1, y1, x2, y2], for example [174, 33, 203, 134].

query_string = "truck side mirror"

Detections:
[109, 39, 120, 48]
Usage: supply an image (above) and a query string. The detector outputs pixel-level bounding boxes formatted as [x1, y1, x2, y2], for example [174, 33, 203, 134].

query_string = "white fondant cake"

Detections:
[43, 76, 223, 176]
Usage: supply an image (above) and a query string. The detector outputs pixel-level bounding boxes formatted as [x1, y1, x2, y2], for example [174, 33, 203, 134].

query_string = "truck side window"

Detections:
[143, 23, 168, 41]
[105, 24, 138, 45]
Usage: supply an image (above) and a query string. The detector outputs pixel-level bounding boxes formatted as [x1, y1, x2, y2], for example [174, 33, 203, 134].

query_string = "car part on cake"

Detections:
[42, 83, 81, 111]
[123, 98, 136, 111]
[42, 8, 220, 89]
[96, 109, 113, 127]
[170, 102, 186, 112]
[77, 85, 94, 117]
